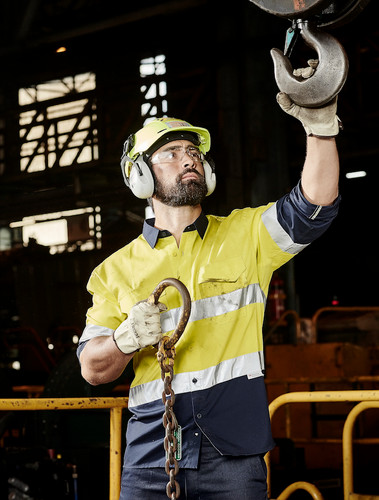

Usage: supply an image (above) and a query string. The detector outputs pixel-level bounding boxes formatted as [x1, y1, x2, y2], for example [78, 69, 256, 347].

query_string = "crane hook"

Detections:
[270, 20, 349, 108]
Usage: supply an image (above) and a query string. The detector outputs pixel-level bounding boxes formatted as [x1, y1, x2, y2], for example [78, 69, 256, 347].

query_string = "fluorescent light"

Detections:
[346, 171, 367, 179]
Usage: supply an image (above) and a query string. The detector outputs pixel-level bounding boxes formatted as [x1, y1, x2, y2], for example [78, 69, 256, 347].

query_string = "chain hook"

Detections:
[147, 277, 191, 350]
[270, 20, 349, 107]
[147, 277, 191, 499]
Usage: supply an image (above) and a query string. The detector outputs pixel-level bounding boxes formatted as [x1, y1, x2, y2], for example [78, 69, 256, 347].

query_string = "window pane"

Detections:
[19, 72, 98, 172]
[140, 55, 167, 122]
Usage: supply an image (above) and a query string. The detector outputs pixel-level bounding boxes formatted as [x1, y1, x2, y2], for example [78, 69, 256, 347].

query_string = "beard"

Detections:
[153, 168, 208, 207]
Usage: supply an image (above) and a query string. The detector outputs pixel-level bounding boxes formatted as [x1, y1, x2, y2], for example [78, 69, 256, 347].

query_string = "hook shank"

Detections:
[148, 277, 191, 349]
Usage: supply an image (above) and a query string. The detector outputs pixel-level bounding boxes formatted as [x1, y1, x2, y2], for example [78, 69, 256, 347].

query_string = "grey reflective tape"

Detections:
[79, 284, 264, 342]
[160, 283, 266, 334]
[129, 351, 263, 408]
[261, 204, 309, 255]
[309, 205, 322, 220]
[79, 323, 114, 343]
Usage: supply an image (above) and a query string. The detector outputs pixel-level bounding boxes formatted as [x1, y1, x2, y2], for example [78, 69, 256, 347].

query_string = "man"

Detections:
[77, 76, 341, 499]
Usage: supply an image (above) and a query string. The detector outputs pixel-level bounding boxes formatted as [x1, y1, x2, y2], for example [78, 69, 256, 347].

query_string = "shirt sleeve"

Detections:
[275, 180, 340, 245]
[77, 268, 127, 347]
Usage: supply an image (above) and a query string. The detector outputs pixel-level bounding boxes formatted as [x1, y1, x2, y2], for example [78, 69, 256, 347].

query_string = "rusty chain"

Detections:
[147, 278, 191, 500]
[158, 340, 181, 499]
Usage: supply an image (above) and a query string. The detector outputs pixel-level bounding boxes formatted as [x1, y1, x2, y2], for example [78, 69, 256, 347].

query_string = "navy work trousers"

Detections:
[120, 435, 268, 499]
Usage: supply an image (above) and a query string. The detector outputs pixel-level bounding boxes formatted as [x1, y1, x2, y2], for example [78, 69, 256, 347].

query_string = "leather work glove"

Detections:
[113, 300, 167, 354]
[276, 59, 342, 137]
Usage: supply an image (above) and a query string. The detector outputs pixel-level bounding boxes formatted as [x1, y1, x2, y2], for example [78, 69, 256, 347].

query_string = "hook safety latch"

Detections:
[271, 20, 349, 108]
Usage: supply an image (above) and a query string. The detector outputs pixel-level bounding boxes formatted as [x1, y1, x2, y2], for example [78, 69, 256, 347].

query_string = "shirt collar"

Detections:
[143, 211, 208, 249]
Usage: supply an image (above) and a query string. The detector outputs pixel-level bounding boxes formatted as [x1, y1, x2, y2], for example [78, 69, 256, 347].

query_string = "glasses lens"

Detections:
[151, 146, 203, 164]
[187, 147, 203, 162]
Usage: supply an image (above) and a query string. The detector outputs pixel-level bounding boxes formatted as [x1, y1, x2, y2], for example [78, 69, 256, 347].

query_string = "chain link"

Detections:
[157, 340, 181, 499]
[149, 278, 191, 500]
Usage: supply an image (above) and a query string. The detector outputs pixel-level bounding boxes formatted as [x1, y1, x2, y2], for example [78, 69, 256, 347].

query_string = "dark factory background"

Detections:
[0, 1, 379, 499]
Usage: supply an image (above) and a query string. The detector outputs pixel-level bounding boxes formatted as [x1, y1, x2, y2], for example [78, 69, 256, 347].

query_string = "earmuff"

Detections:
[121, 155, 155, 199]
[120, 135, 155, 199]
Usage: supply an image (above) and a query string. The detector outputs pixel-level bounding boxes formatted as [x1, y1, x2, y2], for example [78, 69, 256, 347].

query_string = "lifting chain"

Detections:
[147, 278, 192, 500]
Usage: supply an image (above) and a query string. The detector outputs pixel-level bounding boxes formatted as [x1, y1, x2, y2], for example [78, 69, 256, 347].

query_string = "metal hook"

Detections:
[270, 20, 349, 108]
[147, 277, 191, 350]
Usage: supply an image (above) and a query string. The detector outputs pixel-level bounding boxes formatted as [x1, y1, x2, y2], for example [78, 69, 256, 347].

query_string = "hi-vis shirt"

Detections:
[78, 182, 340, 468]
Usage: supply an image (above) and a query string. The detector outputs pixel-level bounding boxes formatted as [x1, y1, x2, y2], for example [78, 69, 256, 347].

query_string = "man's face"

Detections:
[150, 140, 207, 207]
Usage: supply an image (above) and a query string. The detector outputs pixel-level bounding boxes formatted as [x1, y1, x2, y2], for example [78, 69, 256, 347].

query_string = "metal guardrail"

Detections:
[2, 391, 379, 499]
[265, 376, 379, 447]
[311, 307, 379, 342]
[264, 310, 301, 343]
[267, 390, 379, 499]
[0, 397, 129, 500]
[343, 401, 379, 500]
[265, 306, 379, 344]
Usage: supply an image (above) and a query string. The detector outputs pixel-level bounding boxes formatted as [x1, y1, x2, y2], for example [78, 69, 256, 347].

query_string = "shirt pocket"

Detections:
[198, 257, 248, 299]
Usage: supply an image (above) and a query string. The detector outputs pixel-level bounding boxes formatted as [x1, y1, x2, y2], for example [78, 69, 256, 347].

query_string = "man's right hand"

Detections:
[276, 59, 342, 137]
[113, 300, 167, 354]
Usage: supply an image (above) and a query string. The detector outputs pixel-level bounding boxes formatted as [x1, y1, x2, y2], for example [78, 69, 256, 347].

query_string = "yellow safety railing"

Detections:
[0, 397, 129, 500]
[267, 390, 379, 499]
[343, 401, 379, 500]
[3, 391, 379, 499]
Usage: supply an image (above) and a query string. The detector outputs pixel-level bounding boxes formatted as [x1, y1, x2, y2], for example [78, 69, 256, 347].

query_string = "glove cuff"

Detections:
[304, 116, 342, 137]
[113, 319, 139, 354]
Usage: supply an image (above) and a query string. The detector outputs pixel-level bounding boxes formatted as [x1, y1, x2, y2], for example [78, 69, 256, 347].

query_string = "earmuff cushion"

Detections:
[203, 155, 216, 196]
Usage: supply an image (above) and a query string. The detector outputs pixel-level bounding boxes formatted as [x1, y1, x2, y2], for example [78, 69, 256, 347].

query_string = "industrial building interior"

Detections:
[0, 0, 379, 498]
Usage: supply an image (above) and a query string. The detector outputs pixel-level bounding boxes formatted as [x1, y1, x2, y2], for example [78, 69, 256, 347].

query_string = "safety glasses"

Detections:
[150, 145, 204, 165]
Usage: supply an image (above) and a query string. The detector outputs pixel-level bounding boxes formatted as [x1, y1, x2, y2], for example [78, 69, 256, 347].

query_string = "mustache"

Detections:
[177, 168, 203, 182]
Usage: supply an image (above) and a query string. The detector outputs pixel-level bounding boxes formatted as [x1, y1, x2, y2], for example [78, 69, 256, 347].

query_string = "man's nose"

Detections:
[182, 151, 197, 168]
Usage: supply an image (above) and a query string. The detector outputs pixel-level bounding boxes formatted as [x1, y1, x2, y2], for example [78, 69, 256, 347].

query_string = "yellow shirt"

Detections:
[79, 184, 340, 465]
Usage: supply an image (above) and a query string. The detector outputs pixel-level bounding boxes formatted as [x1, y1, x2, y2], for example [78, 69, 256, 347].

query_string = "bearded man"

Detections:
[78, 88, 341, 499]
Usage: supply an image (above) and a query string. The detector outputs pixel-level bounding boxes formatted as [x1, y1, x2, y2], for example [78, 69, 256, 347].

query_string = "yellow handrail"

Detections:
[268, 390, 379, 500]
[3, 391, 379, 499]
[276, 481, 324, 500]
[342, 401, 379, 500]
[0, 397, 129, 500]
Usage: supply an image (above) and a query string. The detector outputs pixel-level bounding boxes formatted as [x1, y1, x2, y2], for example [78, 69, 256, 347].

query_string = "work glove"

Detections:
[113, 300, 167, 354]
[276, 59, 342, 137]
